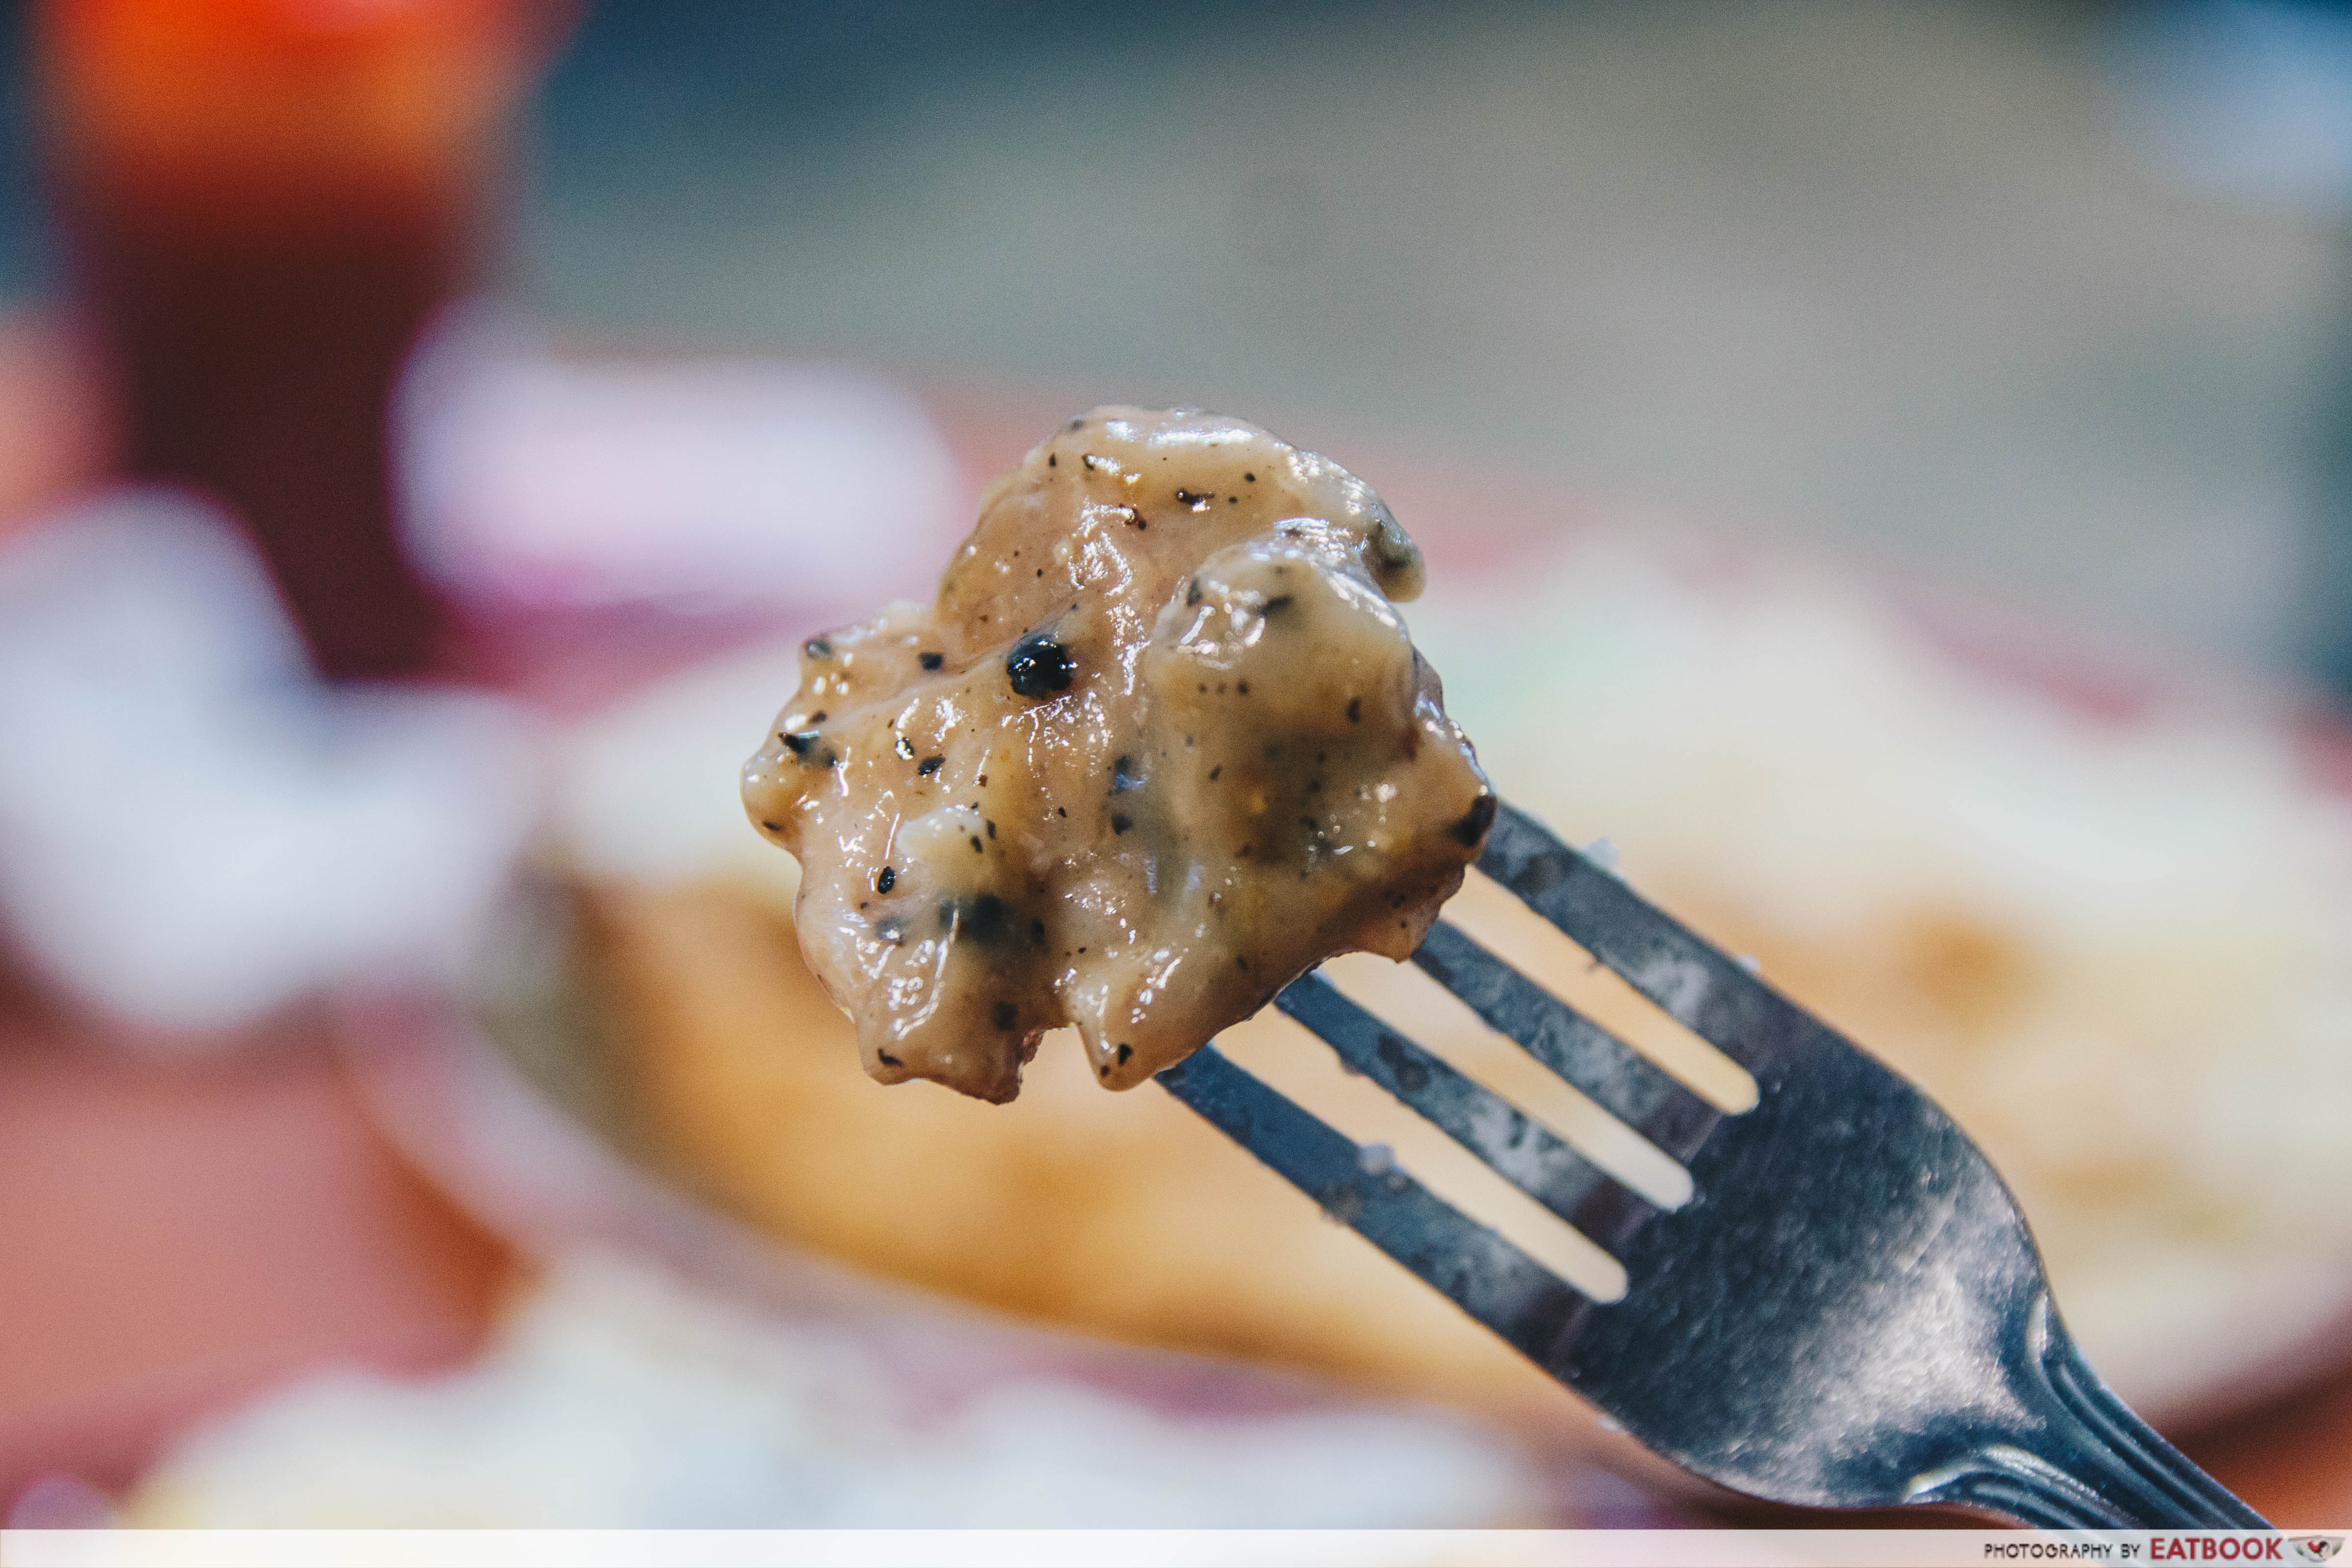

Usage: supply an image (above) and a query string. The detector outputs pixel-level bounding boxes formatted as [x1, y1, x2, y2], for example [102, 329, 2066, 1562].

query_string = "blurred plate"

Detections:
[355, 385, 2352, 1508]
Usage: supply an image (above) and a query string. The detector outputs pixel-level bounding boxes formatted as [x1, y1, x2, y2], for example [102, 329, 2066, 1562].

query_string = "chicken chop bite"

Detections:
[743, 407, 1493, 1102]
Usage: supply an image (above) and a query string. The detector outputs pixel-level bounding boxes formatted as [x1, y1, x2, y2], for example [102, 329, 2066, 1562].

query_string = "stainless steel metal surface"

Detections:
[1157, 802, 2270, 1527]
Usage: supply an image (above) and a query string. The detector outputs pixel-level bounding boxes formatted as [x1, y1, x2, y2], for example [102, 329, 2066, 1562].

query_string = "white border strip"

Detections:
[1, 1529, 2339, 1568]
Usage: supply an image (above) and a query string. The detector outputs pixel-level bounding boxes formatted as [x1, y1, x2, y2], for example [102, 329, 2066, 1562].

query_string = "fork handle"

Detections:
[1909, 1306, 2269, 1528]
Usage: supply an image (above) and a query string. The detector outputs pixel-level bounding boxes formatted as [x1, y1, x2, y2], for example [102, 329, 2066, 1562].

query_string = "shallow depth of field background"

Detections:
[8, 0, 2352, 1532]
[6, 0, 2343, 680]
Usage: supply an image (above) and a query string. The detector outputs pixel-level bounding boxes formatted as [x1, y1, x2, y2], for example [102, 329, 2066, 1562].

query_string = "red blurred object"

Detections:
[0, 315, 105, 526]
[36, 0, 552, 679]
[0, 1016, 515, 1506]
[0, 0, 556, 1512]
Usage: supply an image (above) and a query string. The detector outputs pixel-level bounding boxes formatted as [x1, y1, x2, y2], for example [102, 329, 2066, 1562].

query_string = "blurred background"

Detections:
[532, 0, 2350, 683]
[7, 0, 2352, 1533]
[8, 0, 2349, 672]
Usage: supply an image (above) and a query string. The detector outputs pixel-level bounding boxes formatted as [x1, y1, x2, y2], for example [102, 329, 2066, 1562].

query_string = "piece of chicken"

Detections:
[744, 407, 1492, 1102]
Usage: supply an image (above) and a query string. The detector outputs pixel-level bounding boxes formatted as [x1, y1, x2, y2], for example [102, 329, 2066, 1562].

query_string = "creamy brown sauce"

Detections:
[743, 407, 1492, 1101]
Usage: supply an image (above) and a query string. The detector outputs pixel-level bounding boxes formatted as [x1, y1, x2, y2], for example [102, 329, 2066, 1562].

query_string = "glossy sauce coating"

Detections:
[743, 408, 1493, 1101]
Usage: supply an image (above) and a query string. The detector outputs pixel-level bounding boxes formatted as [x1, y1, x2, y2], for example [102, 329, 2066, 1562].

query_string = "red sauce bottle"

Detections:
[38, 0, 549, 679]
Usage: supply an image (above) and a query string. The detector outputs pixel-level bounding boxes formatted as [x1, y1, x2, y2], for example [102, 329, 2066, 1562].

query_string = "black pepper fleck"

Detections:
[943, 893, 1010, 943]
[1006, 632, 1076, 697]
[1110, 813, 1133, 834]
[1347, 697, 1363, 723]
[1237, 681, 1250, 695]
[919, 651, 943, 670]
[804, 637, 833, 659]
[1111, 755, 1143, 793]
[781, 730, 824, 758]
[1186, 579, 1202, 606]
[878, 1050, 903, 1067]
[1047, 453, 1057, 467]
[1115, 1043, 1132, 1065]
[877, 866, 896, 893]
[970, 835, 984, 852]
[918, 756, 944, 776]
[1208, 764, 1222, 781]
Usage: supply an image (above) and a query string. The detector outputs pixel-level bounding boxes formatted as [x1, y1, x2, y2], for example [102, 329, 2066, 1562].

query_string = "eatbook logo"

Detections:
[2290, 1538, 2345, 1565]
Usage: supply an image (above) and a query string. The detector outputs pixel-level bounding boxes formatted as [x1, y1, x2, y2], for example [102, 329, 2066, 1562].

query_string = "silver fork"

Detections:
[1155, 802, 2271, 1528]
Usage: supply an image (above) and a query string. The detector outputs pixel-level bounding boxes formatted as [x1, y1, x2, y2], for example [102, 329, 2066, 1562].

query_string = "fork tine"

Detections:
[1411, 922, 1721, 1163]
[1152, 807, 2269, 1531]
[1476, 803, 1813, 1078]
[1156, 1045, 1592, 1361]
[1274, 973, 1634, 1227]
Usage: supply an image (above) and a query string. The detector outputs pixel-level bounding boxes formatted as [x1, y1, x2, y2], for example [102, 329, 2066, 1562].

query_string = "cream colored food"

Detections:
[131, 1251, 1553, 1527]
[742, 408, 1493, 1102]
